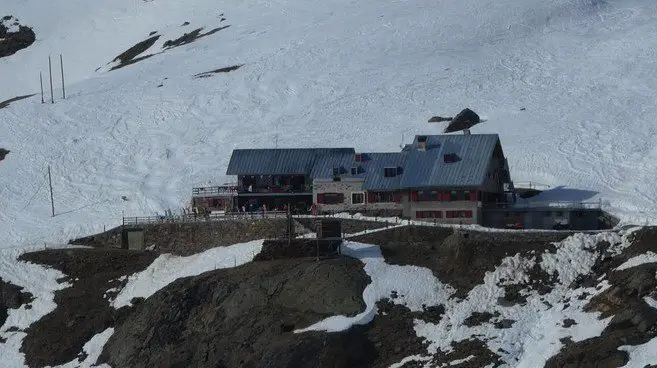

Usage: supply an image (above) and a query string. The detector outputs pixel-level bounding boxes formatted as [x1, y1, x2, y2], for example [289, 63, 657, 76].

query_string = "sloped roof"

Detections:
[399, 134, 500, 188]
[226, 148, 355, 177]
[225, 134, 502, 189]
[358, 152, 408, 190]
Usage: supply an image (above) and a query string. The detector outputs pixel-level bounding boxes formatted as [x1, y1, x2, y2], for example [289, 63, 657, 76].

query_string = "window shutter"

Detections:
[368, 192, 377, 203]
[393, 192, 401, 203]
[317, 193, 324, 204]
[411, 191, 418, 202]
[469, 191, 478, 201]
[338, 193, 345, 203]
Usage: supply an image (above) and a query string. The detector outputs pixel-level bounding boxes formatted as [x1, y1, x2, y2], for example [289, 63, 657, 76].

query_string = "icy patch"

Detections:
[616, 251, 657, 271]
[111, 240, 263, 308]
[295, 241, 454, 333]
[0, 245, 74, 368]
[53, 328, 114, 368]
[619, 338, 657, 368]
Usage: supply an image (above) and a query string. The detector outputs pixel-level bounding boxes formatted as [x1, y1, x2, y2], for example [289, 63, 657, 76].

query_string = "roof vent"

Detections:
[443, 153, 460, 163]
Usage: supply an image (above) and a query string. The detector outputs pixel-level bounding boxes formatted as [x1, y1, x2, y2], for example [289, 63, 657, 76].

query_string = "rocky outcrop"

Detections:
[19, 248, 157, 368]
[100, 258, 371, 368]
[0, 16, 35, 57]
[0, 278, 33, 328]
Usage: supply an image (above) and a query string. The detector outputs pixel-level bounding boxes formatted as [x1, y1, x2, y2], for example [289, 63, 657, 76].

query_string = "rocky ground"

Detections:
[0, 16, 36, 58]
[3, 223, 657, 367]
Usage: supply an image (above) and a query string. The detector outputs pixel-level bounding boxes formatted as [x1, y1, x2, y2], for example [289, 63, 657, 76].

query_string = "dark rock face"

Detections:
[0, 148, 9, 161]
[0, 16, 36, 57]
[18, 248, 157, 368]
[100, 258, 371, 368]
[0, 278, 34, 327]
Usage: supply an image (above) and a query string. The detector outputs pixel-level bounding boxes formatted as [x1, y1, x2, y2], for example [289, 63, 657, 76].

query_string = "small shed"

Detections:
[121, 227, 145, 250]
[315, 219, 342, 239]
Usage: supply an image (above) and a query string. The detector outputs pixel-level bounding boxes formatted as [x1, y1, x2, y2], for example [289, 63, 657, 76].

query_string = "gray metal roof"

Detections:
[358, 153, 408, 190]
[399, 134, 500, 188]
[226, 148, 355, 177]
[226, 134, 501, 189]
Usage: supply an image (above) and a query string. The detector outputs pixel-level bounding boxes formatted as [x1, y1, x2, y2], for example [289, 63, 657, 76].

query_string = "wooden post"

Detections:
[39, 72, 44, 103]
[48, 165, 54, 217]
[48, 56, 54, 104]
[60, 54, 66, 99]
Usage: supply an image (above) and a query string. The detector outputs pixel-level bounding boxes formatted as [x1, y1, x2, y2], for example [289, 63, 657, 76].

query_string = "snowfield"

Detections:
[0, 0, 657, 248]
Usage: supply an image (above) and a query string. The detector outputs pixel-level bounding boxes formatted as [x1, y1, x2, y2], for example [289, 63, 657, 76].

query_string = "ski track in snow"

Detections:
[0, 0, 656, 248]
[297, 229, 637, 367]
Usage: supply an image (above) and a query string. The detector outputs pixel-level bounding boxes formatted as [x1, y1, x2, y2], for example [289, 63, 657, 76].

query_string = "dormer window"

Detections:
[384, 167, 397, 177]
[351, 167, 358, 175]
[443, 153, 459, 163]
[355, 153, 363, 162]
[332, 167, 340, 176]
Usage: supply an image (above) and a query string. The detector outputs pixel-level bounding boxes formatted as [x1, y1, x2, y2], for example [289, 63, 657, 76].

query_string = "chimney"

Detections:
[417, 136, 428, 151]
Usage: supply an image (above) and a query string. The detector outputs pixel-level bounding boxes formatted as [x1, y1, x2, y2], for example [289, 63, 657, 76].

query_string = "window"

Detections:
[416, 211, 443, 219]
[332, 167, 340, 176]
[351, 167, 358, 175]
[355, 154, 363, 162]
[317, 193, 344, 204]
[446, 210, 473, 219]
[368, 191, 397, 203]
[384, 167, 397, 177]
[351, 192, 364, 204]
[544, 211, 552, 217]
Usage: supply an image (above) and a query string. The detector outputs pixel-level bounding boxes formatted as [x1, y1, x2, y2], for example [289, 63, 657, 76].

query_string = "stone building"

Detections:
[190, 133, 608, 230]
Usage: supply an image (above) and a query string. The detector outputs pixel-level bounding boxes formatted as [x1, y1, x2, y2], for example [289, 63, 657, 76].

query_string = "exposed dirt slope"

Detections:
[18, 248, 157, 367]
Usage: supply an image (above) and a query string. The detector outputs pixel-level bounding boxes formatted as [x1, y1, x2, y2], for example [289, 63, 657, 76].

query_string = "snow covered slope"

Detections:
[2, 0, 657, 247]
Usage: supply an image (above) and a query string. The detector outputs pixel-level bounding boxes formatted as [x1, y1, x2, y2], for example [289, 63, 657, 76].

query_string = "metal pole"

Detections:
[39, 72, 44, 103]
[48, 56, 54, 104]
[60, 54, 66, 99]
[48, 165, 55, 217]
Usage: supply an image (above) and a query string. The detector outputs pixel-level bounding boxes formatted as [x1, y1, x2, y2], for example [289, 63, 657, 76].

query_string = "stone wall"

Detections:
[313, 180, 403, 213]
[70, 219, 310, 256]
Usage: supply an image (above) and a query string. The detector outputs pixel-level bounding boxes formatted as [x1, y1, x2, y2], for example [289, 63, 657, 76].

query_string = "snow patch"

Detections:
[111, 240, 263, 308]
[0, 245, 75, 368]
[616, 251, 657, 271]
[53, 328, 114, 368]
[295, 241, 454, 333]
[619, 338, 657, 368]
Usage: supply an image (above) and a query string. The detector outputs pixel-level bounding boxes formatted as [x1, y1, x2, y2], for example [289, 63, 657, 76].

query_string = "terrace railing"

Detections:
[192, 185, 238, 197]
[122, 210, 289, 226]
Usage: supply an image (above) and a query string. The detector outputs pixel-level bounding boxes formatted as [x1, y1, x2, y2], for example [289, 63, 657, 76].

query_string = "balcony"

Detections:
[239, 184, 312, 196]
[192, 185, 238, 197]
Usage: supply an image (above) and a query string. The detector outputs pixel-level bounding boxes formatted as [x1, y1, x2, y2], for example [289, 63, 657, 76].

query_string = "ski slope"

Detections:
[1, 0, 657, 248]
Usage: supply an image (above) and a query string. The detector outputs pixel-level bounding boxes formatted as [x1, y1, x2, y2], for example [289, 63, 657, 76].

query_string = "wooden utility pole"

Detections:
[39, 72, 44, 103]
[48, 56, 54, 104]
[48, 165, 55, 217]
[60, 54, 66, 99]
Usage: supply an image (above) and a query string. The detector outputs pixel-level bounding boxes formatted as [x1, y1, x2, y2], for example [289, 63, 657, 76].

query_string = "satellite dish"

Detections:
[428, 108, 485, 135]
